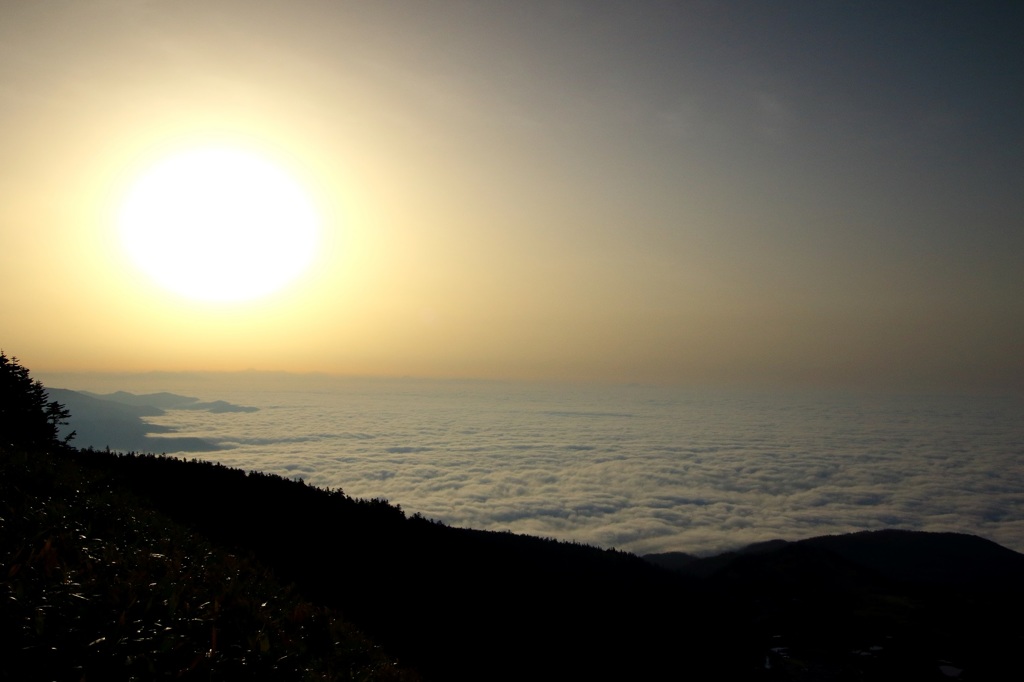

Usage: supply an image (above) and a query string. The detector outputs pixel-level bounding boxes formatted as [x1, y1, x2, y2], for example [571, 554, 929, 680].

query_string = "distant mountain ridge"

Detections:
[645, 529, 1024, 587]
[82, 390, 259, 413]
[47, 388, 256, 452]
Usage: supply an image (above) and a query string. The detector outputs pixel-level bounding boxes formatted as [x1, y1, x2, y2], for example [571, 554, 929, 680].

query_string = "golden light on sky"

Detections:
[118, 147, 319, 302]
[1, 1, 1021, 391]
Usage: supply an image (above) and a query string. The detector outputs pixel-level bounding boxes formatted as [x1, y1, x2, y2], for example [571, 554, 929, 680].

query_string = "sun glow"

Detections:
[118, 147, 319, 302]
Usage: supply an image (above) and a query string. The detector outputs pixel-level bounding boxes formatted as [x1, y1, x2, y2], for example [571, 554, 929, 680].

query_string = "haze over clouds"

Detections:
[45, 376, 1024, 556]
[2, 1, 1021, 392]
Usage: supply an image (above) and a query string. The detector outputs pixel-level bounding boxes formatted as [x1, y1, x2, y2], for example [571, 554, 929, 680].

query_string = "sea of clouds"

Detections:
[56, 374, 1024, 556]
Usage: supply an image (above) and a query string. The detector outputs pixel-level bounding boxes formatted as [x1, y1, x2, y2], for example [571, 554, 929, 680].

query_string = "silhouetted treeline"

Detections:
[0, 351, 73, 450]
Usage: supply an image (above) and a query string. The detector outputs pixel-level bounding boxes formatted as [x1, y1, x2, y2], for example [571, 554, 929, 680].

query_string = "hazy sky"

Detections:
[2, 1, 1022, 391]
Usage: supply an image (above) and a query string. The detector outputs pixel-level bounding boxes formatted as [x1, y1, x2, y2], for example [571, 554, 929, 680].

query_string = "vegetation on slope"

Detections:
[1, 352, 414, 681]
[0, 445, 416, 681]
[61, 448, 712, 680]
[0, 445, 417, 681]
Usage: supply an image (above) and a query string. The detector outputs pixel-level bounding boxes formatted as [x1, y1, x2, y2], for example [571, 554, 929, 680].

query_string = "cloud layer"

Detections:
[88, 378, 1024, 556]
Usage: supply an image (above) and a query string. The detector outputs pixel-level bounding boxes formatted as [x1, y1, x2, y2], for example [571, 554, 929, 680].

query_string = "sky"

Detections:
[2, 0, 1022, 392]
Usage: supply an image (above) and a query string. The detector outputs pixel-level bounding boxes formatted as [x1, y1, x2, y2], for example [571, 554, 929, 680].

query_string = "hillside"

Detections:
[56, 447, 705, 680]
[647, 532, 1024, 679]
[0, 446, 415, 681]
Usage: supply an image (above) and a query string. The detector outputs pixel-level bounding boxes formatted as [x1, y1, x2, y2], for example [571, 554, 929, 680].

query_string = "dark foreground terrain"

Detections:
[3, 443, 1023, 680]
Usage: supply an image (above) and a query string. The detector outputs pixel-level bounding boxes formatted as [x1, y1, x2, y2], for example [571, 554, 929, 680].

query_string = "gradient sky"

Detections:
[2, 1, 1022, 391]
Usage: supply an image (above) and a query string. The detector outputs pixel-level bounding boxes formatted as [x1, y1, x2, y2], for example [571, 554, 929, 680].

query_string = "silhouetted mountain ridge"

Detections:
[83, 390, 259, 413]
[45, 388, 256, 452]
[645, 529, 1024, 588]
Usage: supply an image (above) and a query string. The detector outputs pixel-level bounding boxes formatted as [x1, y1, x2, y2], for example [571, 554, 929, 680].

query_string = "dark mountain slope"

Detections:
[646, 530, 1024, 588]
[0, 446, 415, 681]
[801, 529, 1024, 588]
[648, 530, 1024, 680]
[66, 448, 718, 681]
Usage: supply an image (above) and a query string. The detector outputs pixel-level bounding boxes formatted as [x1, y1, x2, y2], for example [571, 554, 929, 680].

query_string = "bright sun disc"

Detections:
[118, 147, 319, 302]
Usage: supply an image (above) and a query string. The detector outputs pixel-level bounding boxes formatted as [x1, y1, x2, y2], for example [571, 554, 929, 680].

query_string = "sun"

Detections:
[118, 147, 320, 302]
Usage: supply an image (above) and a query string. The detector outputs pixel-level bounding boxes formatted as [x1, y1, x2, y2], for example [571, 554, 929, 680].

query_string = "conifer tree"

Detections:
[0, 351, 73, 451]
